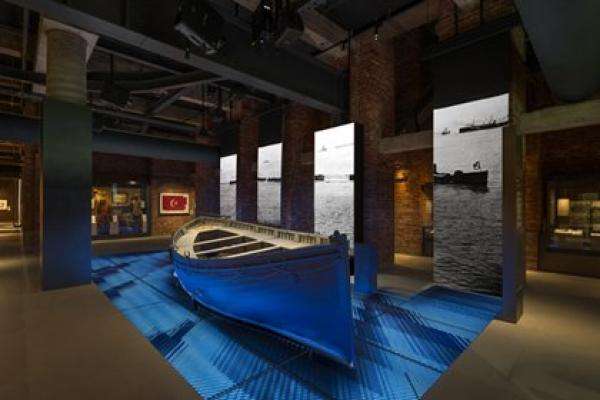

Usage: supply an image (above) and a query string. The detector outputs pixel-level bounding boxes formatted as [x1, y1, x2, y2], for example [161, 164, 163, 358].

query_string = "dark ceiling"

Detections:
[317, 0, 422, 31]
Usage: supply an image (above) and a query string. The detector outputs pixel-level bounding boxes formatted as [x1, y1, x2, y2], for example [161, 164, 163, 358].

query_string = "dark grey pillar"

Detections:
[41, 29, 92, 290]
[501, 126, 525, 322]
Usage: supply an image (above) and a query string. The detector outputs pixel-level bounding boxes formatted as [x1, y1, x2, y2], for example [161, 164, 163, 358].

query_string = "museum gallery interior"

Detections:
[0, 1, 599, 399]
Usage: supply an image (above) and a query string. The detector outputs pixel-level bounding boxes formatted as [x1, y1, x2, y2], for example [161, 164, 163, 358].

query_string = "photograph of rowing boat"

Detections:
[433, 94, 508, 296]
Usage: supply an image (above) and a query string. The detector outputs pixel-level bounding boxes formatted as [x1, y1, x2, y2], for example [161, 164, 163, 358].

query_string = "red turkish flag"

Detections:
[161, 194, 188, 212]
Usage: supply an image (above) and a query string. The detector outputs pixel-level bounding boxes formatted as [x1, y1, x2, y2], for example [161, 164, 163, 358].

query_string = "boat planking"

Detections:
[171, 216, 356, 368]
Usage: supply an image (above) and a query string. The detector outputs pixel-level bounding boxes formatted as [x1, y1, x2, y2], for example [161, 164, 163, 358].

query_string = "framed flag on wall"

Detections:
[160, 193, 190, 215]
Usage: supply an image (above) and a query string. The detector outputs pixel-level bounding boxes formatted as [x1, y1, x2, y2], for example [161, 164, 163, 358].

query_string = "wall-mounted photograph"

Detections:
[433, 93, 508, 296]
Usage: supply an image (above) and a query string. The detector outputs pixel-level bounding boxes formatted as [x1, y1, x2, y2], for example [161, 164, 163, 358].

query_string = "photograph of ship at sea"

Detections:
[257, 143, 282, 226]
[220, 154, 236, 220]
[218, 124, 355, 242]
[314, 123, 355, 245]
[433, 94, 508, 296]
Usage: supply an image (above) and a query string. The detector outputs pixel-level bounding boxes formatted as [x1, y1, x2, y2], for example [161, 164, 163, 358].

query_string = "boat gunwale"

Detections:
[172, 216, 330, 255]
[173, 242, 343, 271]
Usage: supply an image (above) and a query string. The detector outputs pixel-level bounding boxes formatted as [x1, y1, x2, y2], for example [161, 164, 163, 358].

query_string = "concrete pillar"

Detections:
[194, 160, 220, 216]
[41, 29, 93, 290]
[236, 100, 259, 222]
[281, 103, 320, 232]
[46, 29, 88, 104]
[523, 134, 541, 271]
[349, 35, 396, 268]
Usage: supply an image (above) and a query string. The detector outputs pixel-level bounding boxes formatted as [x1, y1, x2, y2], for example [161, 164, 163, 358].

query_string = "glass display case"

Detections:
[546, 178, 600, 253]
[92, 182, 149, 237]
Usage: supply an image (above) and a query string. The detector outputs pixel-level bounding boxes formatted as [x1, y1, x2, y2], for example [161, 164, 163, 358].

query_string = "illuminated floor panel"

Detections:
[92, 252, 501, 400]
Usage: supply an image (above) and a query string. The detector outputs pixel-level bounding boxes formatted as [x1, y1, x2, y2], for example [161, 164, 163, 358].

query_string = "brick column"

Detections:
[236, 100, 259, 222]
[350, 35, 396, 268]
[524, 134, 542, 270]
[21, 143, 41, 253]
[281, 103, 325, 232]
[194, 159, 220, 216]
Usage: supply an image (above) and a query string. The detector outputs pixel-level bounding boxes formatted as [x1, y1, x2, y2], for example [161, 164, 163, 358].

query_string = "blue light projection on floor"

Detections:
[92, 252, 501, 400]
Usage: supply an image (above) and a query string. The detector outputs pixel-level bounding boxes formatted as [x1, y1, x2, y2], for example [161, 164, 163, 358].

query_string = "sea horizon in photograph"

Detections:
[218, 125, 355, 242]
[257, 143, 282, 226]
[315, 123, 355, 244]
[220, 154, 237, 219]
[433, 94, 508, 296]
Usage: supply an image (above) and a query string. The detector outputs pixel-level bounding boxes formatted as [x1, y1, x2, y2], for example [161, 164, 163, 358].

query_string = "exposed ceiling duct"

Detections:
[515, 0, 600, 102]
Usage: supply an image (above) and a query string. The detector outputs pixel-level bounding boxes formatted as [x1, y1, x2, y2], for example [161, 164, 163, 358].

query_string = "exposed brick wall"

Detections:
[523, 134, 542, 269]
[523, 126, 600, 269]
[350, 35, 396, 267]
[93, 152, 150, 181]
[21, 143, 41, 253]
[93, 153, 219, 237]
[436, 0, 515, 42]
[194, 160, 220, 216]
[150, 182, 195, 236]
[384, 148, 433, 255]
[394, 27, 433, 134]
[149, 159, 196, 236]
[236, 100, 259, 223]
[281, 102, 329, 232]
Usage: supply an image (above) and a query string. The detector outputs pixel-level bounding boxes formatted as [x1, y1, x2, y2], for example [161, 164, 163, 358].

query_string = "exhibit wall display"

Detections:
[257, 143, 282, 226]
[314, 123, 355, 245]
[220, 154, 237, 219]
[160, 193, 190, 215]
[433, 94, 509, 296]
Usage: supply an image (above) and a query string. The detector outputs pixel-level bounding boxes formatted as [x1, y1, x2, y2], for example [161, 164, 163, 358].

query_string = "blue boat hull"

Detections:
[172, 243, 356, 367]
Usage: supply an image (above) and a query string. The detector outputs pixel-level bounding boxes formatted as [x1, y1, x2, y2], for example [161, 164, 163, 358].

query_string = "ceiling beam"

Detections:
[298, 5, 347, 60]
[0, 64, 222, 94]
[119, 71, 223, 93]
[22, 8, 29, 70]
[519, 99, 600, 135]
[453, 0, 479, 10]
[231, 0, 348, 61]
[0, 85, 202, 134]
[6, 0, 344, 113]
[146, 86, 193, 116]
[231, 0, 260, 11]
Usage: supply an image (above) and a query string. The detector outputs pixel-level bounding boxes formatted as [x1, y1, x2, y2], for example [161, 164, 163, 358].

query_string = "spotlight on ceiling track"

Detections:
[175, 0, 226, 56]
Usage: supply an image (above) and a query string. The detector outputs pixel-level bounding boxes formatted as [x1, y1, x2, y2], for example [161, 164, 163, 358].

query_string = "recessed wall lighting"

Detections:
[394, 170, 409, 183]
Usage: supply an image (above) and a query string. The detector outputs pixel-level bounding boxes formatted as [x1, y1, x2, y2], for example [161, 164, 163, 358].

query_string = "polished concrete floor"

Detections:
[391, 253, 600, 399]
[92, 234, 172, 257]
[0, 233, 199, 400]
[425, 270, 600, 400]
[2, 235, 599, 399]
